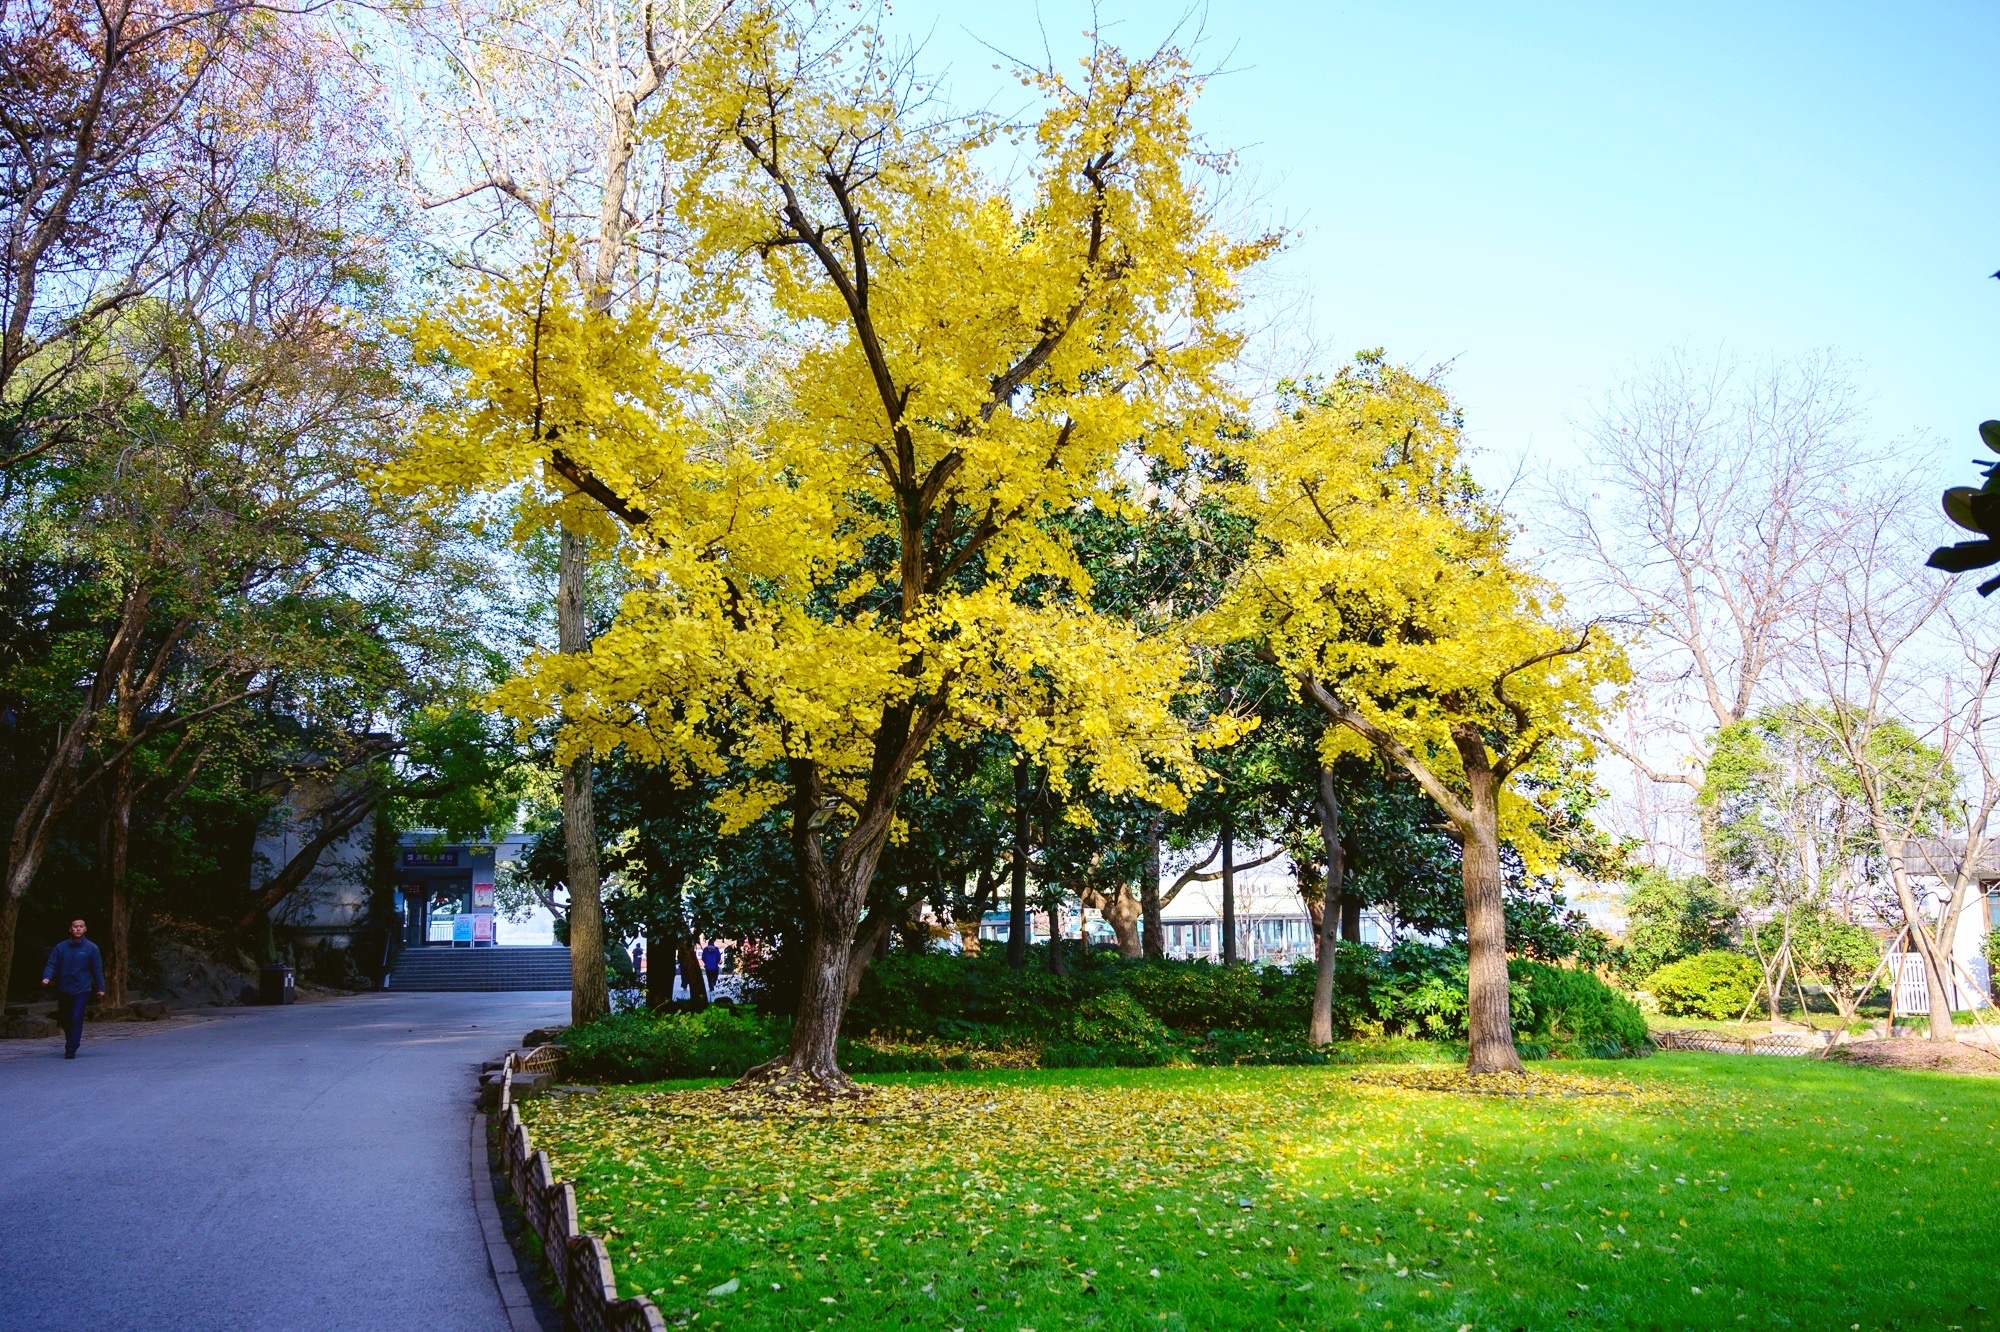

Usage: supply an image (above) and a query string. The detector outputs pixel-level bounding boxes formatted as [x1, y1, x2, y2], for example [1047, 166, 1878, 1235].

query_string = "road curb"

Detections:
[471, 1111, 549, 1332]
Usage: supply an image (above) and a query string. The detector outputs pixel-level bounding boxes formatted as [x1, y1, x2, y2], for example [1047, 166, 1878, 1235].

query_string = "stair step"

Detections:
[387, 947, 572, 992]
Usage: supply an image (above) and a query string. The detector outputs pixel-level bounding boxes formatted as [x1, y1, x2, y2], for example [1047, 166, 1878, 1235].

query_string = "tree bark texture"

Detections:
[1090, 884, 1142, 958]
[1141, 815, 1164, 960]
[1220, 802, 1237, 966]
[1455, 748, 1522, 1074]
[1309, 763, 1344, 1046]
[557, 524, 609, 1027]
[103, 760, 133, 1009]
[1008, 756, 1030, 969]
[0, 894, 19, 1003]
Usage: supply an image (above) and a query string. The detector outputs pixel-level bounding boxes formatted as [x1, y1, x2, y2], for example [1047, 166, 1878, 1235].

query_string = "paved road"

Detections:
[0, 990, 567, 1332]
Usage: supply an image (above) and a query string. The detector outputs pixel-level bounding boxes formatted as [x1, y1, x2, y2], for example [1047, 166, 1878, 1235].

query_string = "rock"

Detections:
[523, 1026, 568, 1046]
[2, 1015, 60, 1040]
[510, 1071, 553, 1101]
[480, 1057, 508, 1073]
[130, 998, 169, 1020]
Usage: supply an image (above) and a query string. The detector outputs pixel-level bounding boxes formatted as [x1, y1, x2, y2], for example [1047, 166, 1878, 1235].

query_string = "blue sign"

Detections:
[452, 915, 474, 944]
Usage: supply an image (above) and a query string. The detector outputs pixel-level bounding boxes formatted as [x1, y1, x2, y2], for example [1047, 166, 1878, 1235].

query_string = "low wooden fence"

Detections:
[494, 1047, 667, 1332]
[1650, 1028, 1829, 1057]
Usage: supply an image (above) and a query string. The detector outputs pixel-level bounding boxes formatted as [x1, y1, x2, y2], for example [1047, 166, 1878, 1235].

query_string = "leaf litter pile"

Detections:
[519, 1062, 2000, 1330]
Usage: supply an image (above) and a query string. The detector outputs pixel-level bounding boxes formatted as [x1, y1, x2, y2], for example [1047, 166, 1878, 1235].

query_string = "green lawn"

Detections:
[518, 1055, 1999, 1331]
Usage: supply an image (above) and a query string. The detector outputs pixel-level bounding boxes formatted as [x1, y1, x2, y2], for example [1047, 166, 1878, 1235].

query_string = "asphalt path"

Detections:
[0, 990, 567, 1332]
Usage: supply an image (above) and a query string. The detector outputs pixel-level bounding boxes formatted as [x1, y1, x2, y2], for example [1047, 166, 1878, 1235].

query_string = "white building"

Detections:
[973, 847, 1395, 965]
[1157, 853, 1394, 965]
[1898, 843, 1999, 1011]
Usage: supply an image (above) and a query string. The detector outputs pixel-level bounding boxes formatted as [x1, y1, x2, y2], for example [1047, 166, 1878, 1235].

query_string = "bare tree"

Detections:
[1544, 350, 1871, 875]
[0, 0, 298, 469]
[385, 0, 728, 1026]
[1796, 501, 2000, 1043]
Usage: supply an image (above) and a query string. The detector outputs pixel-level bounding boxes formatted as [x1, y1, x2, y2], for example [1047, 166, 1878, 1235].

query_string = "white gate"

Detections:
[1893, 952, 1993, 1014]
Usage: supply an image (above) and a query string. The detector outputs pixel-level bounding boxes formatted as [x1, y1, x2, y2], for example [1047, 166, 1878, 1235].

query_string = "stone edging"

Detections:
[487, 1047, 669, 1332]
[471, 1111, 547, 1332]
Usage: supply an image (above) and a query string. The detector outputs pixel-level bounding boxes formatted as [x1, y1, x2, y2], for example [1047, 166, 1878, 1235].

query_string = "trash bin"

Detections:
[259, 963, 295, 1006]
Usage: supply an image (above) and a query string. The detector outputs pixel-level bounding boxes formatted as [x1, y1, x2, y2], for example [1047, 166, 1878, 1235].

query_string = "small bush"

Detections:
[1647, 950, 1762, 1020]
[1510, 960, 1650, 1055]
[1043, 990, 1174, 1067]
[557, 1007, 787, 1081]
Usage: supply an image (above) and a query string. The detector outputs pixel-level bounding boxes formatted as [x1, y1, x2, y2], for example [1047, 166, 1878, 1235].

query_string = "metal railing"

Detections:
[495, 1049, 667, 1332]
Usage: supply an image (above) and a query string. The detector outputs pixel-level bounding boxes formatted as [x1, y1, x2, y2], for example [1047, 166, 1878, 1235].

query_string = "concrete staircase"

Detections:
[387, 945, 572, 992]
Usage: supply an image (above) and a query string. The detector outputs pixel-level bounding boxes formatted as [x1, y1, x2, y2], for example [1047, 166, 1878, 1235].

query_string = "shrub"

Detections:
[1121, 959, 1275, 1032]
[1619, 870, 1734, 981]
[1647, 950, 1762, 1020]
[556, 1007, 787, 1081]
[1366, 942, 1528, 1040]
[1042, 989, 1174, 1068]
[1510, 960, 1650, 1055]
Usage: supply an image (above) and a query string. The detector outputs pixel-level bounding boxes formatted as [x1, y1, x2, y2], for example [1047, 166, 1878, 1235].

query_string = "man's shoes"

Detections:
[64, 1050, 75, 1059]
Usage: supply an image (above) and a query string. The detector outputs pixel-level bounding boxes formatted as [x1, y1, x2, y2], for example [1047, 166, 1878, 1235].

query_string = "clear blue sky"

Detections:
[880, 1, 2000, 478]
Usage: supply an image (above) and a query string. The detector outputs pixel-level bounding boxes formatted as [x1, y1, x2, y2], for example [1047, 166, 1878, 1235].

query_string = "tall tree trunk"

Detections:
[1220, 802, 1237, 966]
[1881, 846, 1957, 1043]
[1340, 893, 1362, 944]
[103, 759, 133, 1009]
[0, 893, 19, 1003]
[1310, 763, 1344, 1046]
[676, 936, 709, 1010]
[646, 931, 675, 1011]
[749, 849, 870, 1089]
[557, 525, 609, 1027]
[1008, 756, 1030, 969]
[1141, 814, 1164, 960]
[1459, 778, 1522, 1074]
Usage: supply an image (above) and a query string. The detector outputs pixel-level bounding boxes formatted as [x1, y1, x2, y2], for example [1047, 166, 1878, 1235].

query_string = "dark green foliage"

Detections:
[849, 941, 1646, 1061]
[1927, 419, 2000, 594]
[555, 1007, 787, 1081]
[558, 941, 1649, 1081]
[1042, 990, 1175, 1068]
[1646, 949, 1763, 1020]
[1511, 959, 1650, 1056]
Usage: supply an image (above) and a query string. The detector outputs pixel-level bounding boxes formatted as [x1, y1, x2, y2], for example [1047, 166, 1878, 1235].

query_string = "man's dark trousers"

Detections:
[55, 991, 88, 1056]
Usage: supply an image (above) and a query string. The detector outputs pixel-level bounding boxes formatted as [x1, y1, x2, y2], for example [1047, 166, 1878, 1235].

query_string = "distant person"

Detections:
[40, 919, 104, 1060]
[701, 941, 722, 990]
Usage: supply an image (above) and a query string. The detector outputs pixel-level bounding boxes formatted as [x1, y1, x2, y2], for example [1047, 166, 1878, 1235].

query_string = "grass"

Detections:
[519, 1052, 1999, 1331]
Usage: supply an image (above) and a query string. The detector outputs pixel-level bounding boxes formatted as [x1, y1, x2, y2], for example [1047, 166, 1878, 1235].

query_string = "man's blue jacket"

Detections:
[42, 938, 104, 995]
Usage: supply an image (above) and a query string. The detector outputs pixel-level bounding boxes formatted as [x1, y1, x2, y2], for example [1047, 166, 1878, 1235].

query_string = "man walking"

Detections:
[41, 919, 105, 1060]
[700, 941, 722, 991]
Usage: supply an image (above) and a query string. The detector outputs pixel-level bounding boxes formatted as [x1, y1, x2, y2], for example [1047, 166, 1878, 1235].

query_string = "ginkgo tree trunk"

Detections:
[388, 8, 1269, 1093]
[1214, 359, 1627, 1075]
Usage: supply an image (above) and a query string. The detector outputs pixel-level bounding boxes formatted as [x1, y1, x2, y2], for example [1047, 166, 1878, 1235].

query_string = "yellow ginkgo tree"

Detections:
[1214, 358, 1627, 1073]
[387, 9, 1271, 1092]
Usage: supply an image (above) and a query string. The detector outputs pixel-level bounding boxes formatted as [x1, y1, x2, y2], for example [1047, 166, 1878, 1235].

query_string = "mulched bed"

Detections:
[1826, 1039, 2000, 1077]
